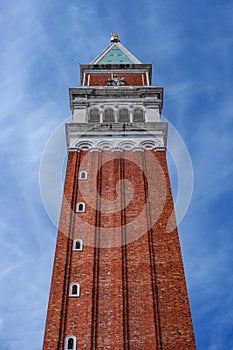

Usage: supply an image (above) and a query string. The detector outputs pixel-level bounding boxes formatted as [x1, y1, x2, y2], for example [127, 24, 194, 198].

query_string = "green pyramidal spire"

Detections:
[97, 44, 135, 64]
[91, 33, 141, 65]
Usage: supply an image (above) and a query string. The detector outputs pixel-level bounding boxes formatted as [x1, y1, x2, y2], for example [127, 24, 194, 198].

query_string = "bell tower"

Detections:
[42, 34, 196, 350]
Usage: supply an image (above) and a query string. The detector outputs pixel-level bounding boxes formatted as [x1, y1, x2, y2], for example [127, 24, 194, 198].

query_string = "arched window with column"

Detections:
[89, 108, 100, 122]
[103, 108, 115, 122]
[133, 108, 144, 122]
[118, 108, 130, 122]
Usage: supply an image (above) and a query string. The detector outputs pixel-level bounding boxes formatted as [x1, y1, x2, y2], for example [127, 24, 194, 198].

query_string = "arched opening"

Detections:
[78, 203, 83, 211]
[103, 108, 115, 122]
[68, 338, 74, 349]
[73, 239, 83, 251]
[118, 108, 130, 122]
[79, 171, 87, 180]
[76, 202, 85, 213]
[69, 283, 80, 297]
[65, 336, 76, 350]
[75, 240, 81, 249]
[72, 285, 78, 295]
[89, 108, 100, 122]
[133, 108, 144, 122]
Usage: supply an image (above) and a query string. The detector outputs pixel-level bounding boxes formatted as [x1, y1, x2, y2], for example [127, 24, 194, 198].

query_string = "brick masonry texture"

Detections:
[85, 73, 148, 86]
[43, 149, 196, 350]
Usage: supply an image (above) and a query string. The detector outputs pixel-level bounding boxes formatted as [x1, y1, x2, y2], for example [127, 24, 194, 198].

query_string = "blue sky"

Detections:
[0, 0, 233, 349]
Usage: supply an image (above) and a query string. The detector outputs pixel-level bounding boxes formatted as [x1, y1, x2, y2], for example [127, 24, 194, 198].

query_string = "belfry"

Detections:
[43, 34, 196, 349]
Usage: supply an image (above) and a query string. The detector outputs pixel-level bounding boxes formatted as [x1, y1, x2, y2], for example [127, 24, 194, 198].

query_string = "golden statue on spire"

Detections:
[111, 33, 120, 42]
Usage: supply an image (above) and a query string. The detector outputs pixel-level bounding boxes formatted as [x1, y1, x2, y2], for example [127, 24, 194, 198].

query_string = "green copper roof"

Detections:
[97, 44, 134, 64]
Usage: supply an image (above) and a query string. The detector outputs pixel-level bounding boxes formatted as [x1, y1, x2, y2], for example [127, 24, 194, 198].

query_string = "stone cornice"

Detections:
[69, 86, 163, 110]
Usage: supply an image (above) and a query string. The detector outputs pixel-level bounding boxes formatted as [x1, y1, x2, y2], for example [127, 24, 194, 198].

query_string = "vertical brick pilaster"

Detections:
[43, 151, 79, 350]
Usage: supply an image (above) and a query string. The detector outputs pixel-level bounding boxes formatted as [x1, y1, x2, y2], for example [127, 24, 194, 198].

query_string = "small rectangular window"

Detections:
[76, 202, 85, 213]
[69, 283, 80, 297]
[78, 171, 87, 180]
[73, 239, 83, 251]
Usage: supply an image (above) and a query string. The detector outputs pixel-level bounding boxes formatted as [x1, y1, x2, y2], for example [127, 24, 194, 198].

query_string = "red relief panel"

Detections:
[84, 73, 148, 86]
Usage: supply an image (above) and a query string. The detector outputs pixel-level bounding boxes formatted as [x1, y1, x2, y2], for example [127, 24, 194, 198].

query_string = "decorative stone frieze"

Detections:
[66, 122, 167, 151]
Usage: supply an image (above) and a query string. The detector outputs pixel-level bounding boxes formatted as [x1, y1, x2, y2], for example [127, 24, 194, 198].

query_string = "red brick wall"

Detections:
[85, 73, 148, 86]
[42, 151, 79, 350]
[146, 151, 196, 350]
[43, 150, 196, 350]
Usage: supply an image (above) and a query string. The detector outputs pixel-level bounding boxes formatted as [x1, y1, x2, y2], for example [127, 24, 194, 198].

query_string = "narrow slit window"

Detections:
[68, 338, 74, 350]
[65, 336, 76, 350]
[69, 283, 80, 297]
[79, 171, 87, 180]
[76, 202, 85, 213]
[72, 285, 77, 294]
[73, 239, 83, 251]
